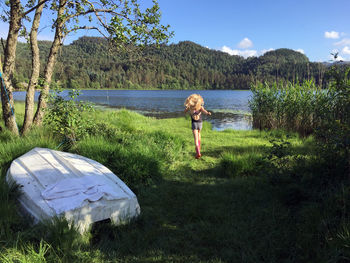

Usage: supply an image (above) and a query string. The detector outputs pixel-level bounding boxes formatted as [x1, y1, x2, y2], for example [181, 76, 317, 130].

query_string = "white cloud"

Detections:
[220, 46, 310, 59]
[342, 46, 350, 55]
[239, 49, 258, 57]
[335, 38, 350, 46]
[221, 46, 235, 55]
[238, 38, 253, 49]
[260, 48, 274, 55]
[325, 31, 340, 39]
[221, 45, 257, 58]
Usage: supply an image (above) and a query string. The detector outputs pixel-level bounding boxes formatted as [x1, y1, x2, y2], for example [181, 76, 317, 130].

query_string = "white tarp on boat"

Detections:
[6, 147, 140, 232]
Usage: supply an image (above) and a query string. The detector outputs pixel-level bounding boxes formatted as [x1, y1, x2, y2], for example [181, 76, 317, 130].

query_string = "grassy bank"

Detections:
[0, 104, 348, 262]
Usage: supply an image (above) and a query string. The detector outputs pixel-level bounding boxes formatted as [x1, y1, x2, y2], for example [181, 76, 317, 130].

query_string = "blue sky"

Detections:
[158, 0, 350, 62]
[0, 0, 349, 62]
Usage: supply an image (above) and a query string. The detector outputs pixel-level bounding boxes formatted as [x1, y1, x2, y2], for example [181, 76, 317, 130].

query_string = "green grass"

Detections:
[0, 104, 348, 262]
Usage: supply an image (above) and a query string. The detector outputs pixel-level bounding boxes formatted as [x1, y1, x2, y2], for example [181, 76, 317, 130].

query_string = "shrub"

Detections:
[314, 64, 350, 179]
[44, 89, 95, 148]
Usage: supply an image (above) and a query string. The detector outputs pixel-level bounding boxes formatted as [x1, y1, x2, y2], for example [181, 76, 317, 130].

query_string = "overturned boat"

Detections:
[6, 147, 140, 233]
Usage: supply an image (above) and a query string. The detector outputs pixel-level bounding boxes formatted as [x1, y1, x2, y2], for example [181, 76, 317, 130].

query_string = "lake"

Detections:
[13, 90, 253, 131]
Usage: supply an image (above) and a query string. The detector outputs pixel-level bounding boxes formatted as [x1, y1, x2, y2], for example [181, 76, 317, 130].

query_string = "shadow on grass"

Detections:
[204, 140, 315, 160]
[88, 176, 307, 263]
[203, 145, 270, 158]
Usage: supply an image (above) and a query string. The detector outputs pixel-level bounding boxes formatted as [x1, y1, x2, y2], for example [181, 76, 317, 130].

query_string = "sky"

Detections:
[157, 0, 350, 62]
[0, 0, 349, 62]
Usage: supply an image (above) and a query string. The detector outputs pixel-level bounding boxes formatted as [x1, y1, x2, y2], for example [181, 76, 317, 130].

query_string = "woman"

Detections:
[184, 94, 211, 159]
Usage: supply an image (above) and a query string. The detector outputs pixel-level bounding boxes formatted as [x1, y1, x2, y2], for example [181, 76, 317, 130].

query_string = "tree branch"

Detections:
[65, 8, 120, 20]
[23, 0, 51, 17]
[63, 0, 133, 29]
[65, 26, 108, 38]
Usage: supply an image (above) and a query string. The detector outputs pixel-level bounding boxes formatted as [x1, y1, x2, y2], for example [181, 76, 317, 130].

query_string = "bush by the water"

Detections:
[314, 65, 350, 177]
[44, 89, 95, 146]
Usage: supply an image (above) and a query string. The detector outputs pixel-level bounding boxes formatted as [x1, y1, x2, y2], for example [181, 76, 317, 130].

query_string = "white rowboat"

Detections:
[6, 147, 140, 233]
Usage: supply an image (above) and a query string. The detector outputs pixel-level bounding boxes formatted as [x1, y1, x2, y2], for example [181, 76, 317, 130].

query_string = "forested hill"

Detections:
[11, 36, 329, 90]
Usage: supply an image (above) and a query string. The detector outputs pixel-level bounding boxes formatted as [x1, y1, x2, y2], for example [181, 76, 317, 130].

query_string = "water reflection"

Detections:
[13, 90, 253, 131]
[208, 112, 252, 131]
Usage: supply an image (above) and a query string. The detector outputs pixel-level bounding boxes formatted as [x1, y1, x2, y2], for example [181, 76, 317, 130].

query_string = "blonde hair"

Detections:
[184, 94, 204, 111]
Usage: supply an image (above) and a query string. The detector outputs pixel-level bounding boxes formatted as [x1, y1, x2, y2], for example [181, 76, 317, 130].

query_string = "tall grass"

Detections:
[1, 240, 51, 263]
[249, 80, 329, 136]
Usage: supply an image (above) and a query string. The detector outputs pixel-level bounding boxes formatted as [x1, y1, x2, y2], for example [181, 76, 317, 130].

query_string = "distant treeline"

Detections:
[4, 36, 349, 90]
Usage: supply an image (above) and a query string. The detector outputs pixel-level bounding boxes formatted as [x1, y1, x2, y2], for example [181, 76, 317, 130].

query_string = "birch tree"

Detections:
[21, 0, 45, 134]
[1, 0, 50, 134]
[1, 0, 172, 134]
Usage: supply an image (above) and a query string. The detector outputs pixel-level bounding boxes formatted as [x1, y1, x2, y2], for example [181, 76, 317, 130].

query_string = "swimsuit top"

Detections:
[191, 109, 202, 122]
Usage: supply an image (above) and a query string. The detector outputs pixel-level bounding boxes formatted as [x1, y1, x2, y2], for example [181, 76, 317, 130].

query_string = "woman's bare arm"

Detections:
[201, 107, 211, 115]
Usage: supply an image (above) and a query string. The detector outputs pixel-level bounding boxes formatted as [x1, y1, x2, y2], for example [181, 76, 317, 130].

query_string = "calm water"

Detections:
[13, 90, 253, 131]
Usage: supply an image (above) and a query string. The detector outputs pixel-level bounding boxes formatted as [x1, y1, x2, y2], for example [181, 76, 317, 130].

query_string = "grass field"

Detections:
[0, 104, 348, 262]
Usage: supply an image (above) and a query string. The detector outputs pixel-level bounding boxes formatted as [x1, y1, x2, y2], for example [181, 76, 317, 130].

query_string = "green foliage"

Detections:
[44, 0, 173, 48]
[108, 0, 173, 48]
[249, 58, 350, 183]
[5, 38, 335, 91]
[247, 62, 350, 259]
[43, 89, 95, 147]
[314, 64, 350, 174]
[265, 138, 293, 170]
[249, 80, 327, 136]
[261, 48, 309, 64]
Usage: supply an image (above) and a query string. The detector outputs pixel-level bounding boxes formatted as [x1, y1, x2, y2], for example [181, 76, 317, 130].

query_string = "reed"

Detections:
[249, 80, 328, 136]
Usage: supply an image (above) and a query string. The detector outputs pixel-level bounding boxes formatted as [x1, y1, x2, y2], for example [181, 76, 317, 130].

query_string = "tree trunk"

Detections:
[33, 0, 66, 126]
[0, 0, 21, 135]
[21, 0, 44, 135]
